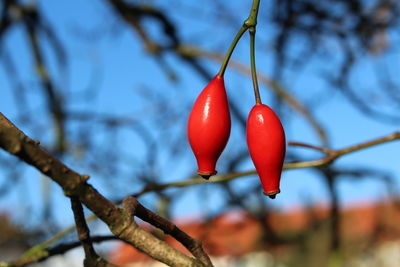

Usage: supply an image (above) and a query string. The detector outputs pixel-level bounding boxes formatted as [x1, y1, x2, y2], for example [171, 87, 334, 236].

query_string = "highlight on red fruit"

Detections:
[246, 103, 286, 198]
[187, 75, 231, 179]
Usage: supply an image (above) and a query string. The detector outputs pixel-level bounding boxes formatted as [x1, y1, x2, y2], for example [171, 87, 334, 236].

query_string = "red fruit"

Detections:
[246, 103, 286, 198]
[188, 75, 231, 179]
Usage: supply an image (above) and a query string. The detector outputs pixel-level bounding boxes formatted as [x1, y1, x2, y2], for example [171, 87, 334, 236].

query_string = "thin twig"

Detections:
[132, 131, 400, 196]
[70, 197, 115, 266]
[23, 5, 66, 154]
[288, 141, 331, 153]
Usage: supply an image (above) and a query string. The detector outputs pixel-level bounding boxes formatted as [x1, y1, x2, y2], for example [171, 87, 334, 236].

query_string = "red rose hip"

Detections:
[246, 103, 286, 198]
[188, 75, 231, 179]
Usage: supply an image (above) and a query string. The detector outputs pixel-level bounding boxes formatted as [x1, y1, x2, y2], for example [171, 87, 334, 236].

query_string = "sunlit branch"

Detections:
[70, 197, 115, 266]
[0, 113, 209, 267]
[122, 196, 213, 266]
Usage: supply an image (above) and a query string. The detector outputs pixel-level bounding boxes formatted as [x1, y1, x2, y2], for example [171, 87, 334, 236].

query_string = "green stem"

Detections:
[245, 0, 261, 27]
[247, 0, 261, 104]
[218, 0, 261, 78]
[250, 27, 262, 104]
[218, 26, 247, 78]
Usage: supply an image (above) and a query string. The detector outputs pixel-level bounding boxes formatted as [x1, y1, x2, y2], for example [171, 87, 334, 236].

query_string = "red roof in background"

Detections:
[109, 201, 400, 265]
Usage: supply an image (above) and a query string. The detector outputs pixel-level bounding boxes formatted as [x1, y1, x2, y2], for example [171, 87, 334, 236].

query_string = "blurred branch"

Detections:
[89, 0, 331, 144]
[0, 113, 209, 267]
[107, 0, 178, 51]
[22, 4, 67, 153]
[133, 131, 400, 196]
[2, 235, 119, 267]
[329, 37, 400, 124]
[106, 0, 328, 139]
[317, 167, 341, 251]
[0, 47, 30, 122]
[105, 0, 249, 129]
[286, 131, 400, 168]
[0, 0, 14, 41]
[17, 218, 95, 264]
[46, 235, 118, 257]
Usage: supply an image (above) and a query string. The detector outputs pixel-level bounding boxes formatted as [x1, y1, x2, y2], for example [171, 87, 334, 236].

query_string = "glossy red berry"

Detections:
[246, 103, 286, 198]
[188, 75, 231, 179]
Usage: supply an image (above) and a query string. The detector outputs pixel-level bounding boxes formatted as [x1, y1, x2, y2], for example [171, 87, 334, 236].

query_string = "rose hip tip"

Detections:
[263, 190, 280, 199]
[198, 171, 217, 180]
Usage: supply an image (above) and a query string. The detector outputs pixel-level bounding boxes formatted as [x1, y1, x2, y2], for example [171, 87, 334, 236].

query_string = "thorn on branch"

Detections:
[81, 174, 90, 181]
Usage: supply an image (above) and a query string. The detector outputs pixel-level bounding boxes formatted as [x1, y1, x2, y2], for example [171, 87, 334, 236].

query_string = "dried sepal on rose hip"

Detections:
[246, 103, 286, 199]
[187, 75, 231, 179]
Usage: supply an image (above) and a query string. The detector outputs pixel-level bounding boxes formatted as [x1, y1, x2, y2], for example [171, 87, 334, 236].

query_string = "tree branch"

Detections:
[132, 131, 400, 196]
[23, 4, 67, 154]
[70, 197, 115, 267]
[0, 113, 208, 267]
[2, 236, 119, 267]
[122, 196, 213, 267]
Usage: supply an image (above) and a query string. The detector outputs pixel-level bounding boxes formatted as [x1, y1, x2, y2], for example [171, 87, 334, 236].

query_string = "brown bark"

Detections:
[0, 113, 209, 267]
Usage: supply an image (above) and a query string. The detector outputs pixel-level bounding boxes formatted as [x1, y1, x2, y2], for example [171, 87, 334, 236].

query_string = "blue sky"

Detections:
[0, 0, 399, 229]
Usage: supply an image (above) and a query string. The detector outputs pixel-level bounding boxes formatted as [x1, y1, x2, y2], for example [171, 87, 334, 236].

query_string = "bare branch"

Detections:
[0, 113, 208, 267]
[3, 235, 119, 267]
[123, 196, 213, 267]
[22, 4, 67, 153]
[70, 197, 115, 267]
[133, 131, 400, 196]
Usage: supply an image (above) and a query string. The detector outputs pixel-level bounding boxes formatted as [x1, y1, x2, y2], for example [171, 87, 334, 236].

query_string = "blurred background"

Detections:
[1, 0, 400, 266]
